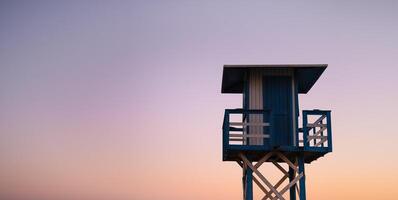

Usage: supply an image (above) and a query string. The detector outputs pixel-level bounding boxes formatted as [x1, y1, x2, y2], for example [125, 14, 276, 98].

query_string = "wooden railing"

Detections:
[223, 109, 332, 152]
[223, 109, 273, 147]
[300, 110, 332, 151]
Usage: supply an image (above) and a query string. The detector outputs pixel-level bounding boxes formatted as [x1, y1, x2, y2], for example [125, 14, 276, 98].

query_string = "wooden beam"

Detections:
[230, 122, 270, 127]
[272, 173, 304, 200]
[238, 153, 305, 200]
[314, 137, 328, 147]
[254, 152, 275, 169]
[229, 134, 270, 138]
[272, 161, 288, 175]
[262, 174, 289, 200]
[314, 115, 326, 124]
[314, 126, 327, 136]
[313, 114, 326, 125]
[254, 175, 270, 196]
[307, 123, 327, 128]
[295, 185, 300, 198]
[306, 126, 327, 142]
[240, 154, 285, 200]
[307, 135, 327, 140]
[229, 138, 245, 142]
[237, 161, 270, 197]
[275, 152, 296, 171]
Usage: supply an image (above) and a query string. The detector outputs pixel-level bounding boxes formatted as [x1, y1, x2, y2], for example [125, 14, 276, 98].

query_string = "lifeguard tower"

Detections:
[221, 64, 332, 200]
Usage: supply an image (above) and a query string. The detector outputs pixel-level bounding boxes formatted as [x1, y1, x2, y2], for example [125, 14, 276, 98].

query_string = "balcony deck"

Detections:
[223, 109, 332, 164]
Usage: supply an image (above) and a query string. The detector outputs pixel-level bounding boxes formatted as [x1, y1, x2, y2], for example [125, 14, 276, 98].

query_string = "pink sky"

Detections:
[1, 1, 398, 199]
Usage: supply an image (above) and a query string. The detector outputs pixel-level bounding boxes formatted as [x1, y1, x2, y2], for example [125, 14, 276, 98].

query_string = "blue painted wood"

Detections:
[302, 110, 309, 148]
[320, 119, 324, 147]
[289, 167, 296, 200]
[245, 168, 253, 200]
[221, 65, 327, 94]
[222, 110, 229, 160]
[294, 77, 300, 147]
[313, 125, 316, 146]
[222, 109, 332, 161]
[302, 110, 332, 152]
[243, 73, 250, 145]
[327, 111, 333, 152]
[221, 65, 333, 200]
[269, 110, 275, 148]
[298, 156, 306, 200]
[263, 76, 293, 147]
[243, 72, 249, 110]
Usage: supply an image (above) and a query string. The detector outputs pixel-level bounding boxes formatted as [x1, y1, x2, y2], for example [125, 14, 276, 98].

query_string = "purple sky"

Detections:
[1, 1, 398, 199]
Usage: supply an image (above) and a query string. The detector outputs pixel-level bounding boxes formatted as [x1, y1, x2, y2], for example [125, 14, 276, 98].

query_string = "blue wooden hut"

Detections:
[221, 64, 332, 200]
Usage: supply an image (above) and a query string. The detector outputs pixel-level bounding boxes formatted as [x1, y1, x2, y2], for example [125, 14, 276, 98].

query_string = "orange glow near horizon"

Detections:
[1, 1, 398, 199]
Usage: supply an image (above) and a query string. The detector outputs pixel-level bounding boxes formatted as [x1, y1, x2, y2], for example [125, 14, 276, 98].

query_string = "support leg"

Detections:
[245, 167, 253, 200]
[298, 157, 306, 200]
[243, 168, 246, 200]
[238, 152, 304, 200]
[289, 167, 296, 200]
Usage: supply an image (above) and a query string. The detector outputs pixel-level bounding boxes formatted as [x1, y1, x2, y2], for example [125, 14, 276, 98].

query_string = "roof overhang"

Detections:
[221, 64, 327, 94]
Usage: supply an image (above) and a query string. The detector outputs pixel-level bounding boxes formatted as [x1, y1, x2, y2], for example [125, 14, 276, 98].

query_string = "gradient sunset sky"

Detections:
[1, 1, 398, 200]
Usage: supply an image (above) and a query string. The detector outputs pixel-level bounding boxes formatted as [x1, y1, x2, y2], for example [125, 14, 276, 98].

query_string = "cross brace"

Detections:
[238, 152, 306, 200]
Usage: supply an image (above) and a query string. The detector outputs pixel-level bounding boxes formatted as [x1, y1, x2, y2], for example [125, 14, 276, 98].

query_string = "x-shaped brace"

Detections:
[238, 152, 304, 200]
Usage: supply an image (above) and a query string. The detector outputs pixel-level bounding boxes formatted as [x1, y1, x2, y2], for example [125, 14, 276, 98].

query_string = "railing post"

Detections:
[326, 111, 332, 152]
[320, 119, 324, 147]
[244, 167, 253, 200]
[262, 110, 269, 146]
[289, 167, 296, 200]
[223, 110, 230, 154]
[298, 156, 307, 200]
[296, 117, 300, 148]
[302, 111, 308, 149]
[269, 110, 274, 148]
[244, 109, 250, 145]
